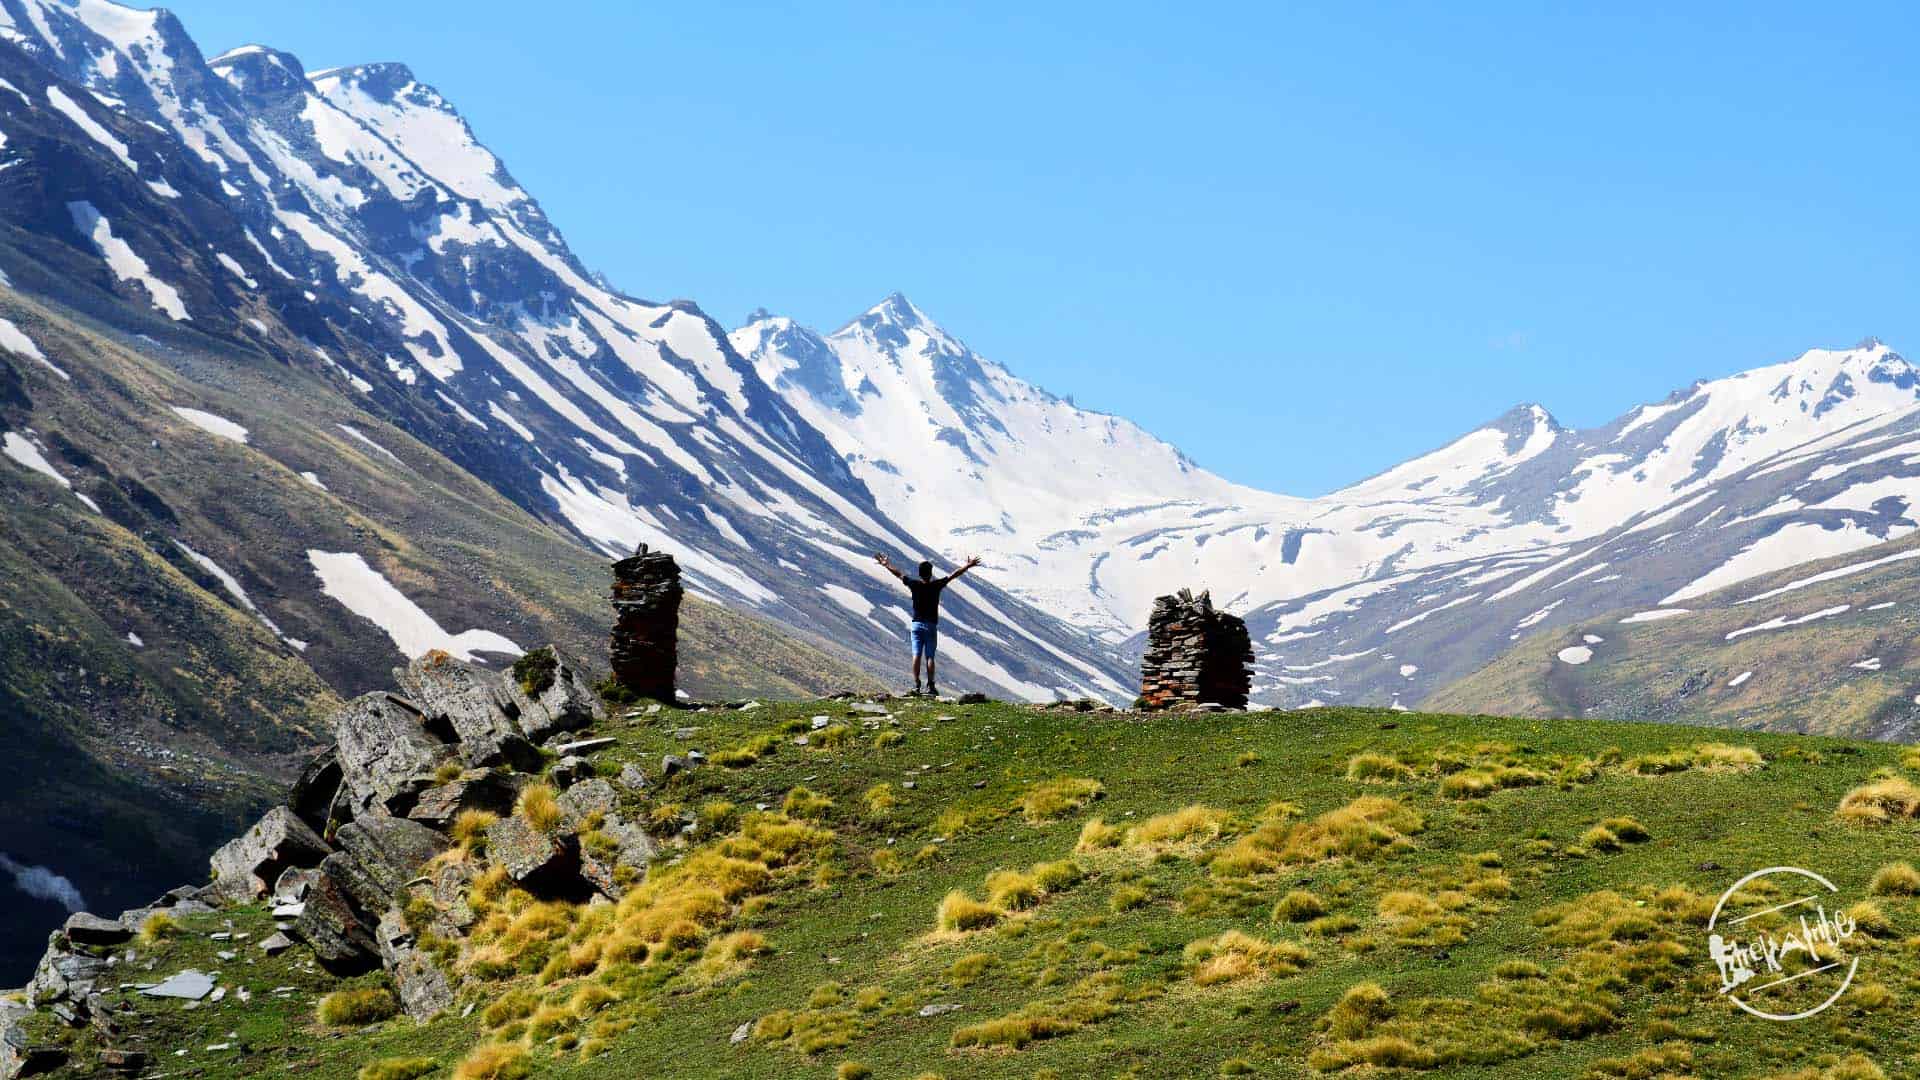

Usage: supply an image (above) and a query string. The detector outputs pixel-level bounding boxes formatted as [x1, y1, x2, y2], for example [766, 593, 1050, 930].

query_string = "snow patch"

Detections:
[1556, 645, 1593, 665]
[171, 406, 248, 444]
[306, 550, 521, 661]
[1726, 604, 1850, 641]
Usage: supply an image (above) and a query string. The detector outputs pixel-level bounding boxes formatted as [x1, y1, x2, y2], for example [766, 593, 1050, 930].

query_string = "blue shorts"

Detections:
[910, 621, 938, 660]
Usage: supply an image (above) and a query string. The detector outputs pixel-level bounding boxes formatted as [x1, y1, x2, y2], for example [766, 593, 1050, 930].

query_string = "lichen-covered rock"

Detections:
[290, 864, 378, 973]
[561, 780, 656, 898]
[503, 643, 603, 742]
[548, 754, 591, 789]
[485, 815, 578, 892]
[406, 770, 520, 829]
[0, 1004, 66, 1079]
[398, 652, 537, 768]
[374, 909, 455, 1021]
[332, 693, 453, 816]
[328, 817, 448, 916]
[207, 806, 330, 902]
[26, 948, 108, 1006]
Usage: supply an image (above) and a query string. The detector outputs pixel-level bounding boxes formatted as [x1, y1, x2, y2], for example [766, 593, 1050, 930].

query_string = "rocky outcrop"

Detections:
[207, 807, 331, 902]
[1139, 589, 1254, 710]
[609, 545, 682, 701]
[333, 693, 453, 816]
[9, 633, 657, 1056]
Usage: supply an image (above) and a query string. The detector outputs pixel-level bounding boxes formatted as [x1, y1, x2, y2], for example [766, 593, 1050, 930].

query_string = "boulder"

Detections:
[426, 859, 478, 937]
[26, 948, 108, 1006]
[407, 770, 519, 829]
[398, 654, 540, 768]
[328, 817, 448, 916]
[290, 865, 378, 973]
[97, 1048, 147, 1073]
[374, 909, 455, 1021]
[287, 746, 344, 836]
[62, 913, 131, 949]
[502, 644, 603, 742]
[549, 755, 591, 789]
[562, 780, 656, 898]
[258, 932, 293, 956]
[615, 763, 649, 792]
[485, 815, 582, 896]
[332, 693, 454, 816]
[208, 806, 330, 902]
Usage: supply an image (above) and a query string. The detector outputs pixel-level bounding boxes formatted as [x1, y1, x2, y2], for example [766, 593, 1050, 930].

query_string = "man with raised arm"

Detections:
[873, 553, 982, 696]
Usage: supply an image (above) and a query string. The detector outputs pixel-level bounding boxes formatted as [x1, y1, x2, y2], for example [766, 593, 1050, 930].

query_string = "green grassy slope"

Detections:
[1428, 532, 1920, 740]
[51, 700, 1920, 1079]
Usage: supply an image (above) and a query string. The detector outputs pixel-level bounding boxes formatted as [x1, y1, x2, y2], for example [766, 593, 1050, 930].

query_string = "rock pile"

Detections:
[2, 640, 665, 1076]
[609, 544, 682, 702]
[1138, 588, 1254, 710]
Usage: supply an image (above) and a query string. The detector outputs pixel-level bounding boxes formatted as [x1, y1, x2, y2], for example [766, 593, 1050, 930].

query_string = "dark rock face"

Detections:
[1139, 589, 1253, 710]
[288, 747, 345, 837]
[609, 546, 682, 702]
[206, 807, 331, 903]
[332, 693, 453, 816]
[290, 866, 379, 974]
[374, 908, 455, 1022]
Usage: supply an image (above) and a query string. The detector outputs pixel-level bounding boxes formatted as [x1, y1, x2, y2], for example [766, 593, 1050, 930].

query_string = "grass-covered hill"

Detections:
[30, 697, 1920, 1079]
[1428, 530, 1920, 741]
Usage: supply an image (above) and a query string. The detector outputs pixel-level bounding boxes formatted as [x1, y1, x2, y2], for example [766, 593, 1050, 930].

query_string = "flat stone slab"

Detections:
[138, 970, 214, 1000]
[553, 737, 616, 756]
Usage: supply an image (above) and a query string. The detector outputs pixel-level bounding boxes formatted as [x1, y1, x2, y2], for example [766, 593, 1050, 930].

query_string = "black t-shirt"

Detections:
[904, 577, 948, 624]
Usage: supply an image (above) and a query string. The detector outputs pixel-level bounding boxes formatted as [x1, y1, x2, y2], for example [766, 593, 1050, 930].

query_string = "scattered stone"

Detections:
[811, 716, 831, 730]
[616, 764, 649, 792]
[731, 1020, 753, 1044]
[139, 970, 214, 1000]
[270, 902, 306, 919]
[549, 755, 592, 789]
[258, 933, 293, 956]
[97, 1048, 147, 1072]
[609, 545, 682, 702]
[661, 755, 686, 777]
[555, 737, 617, 756]
[918, 1003, 962, 1017]
[207, 806, 331, 903]
[1138, 588, 1253, 710]
[210, 985, 228, 1001]
[852, 703, 890, 715]
[686, 749, 707, 766]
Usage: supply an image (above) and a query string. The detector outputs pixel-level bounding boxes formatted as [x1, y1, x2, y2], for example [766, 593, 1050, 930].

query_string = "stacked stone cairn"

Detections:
[1137, 588, 1254, 710]
[609, 544, 683, 702]
[2, 637, 680, 1076]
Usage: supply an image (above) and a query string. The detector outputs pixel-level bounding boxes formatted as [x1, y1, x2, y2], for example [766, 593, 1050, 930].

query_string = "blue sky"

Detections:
[164, 1, 1918, 496]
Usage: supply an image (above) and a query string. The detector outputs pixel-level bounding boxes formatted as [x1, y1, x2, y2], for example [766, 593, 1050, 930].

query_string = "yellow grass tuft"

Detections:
[516, 782, 563, 834]
[1213, 796, 1422, 877]
[861, 783, 897, 817]
[1126, 805, 1232, 848]
[452, 809, 498, 849]
[1838, 778, 1920, 825]
[317, 987, 399, 1027]
[1345, 752, 1416, 783]
[986, 869, 1041, 910]
[453, 1042, 529, 1080]
[783, 786, 834, 819]
[1076, 817, 1122, 851]
[137, 911, 180, 946]
[1273, 890, 1326, 922]
[1184, 930, 1311, 986]
[1021, 777, 1105, 823]
[358, 1058, 437, 1080]
[936, 890, 1002, 932]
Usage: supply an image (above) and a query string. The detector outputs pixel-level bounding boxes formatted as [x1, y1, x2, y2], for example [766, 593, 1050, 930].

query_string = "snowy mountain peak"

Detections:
[206, 43, 307, 103]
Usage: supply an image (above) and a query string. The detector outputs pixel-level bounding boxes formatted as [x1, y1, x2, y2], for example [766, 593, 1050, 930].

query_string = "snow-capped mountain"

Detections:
[0, 0, 1130, 704]
[738, 292, 1920, 708]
